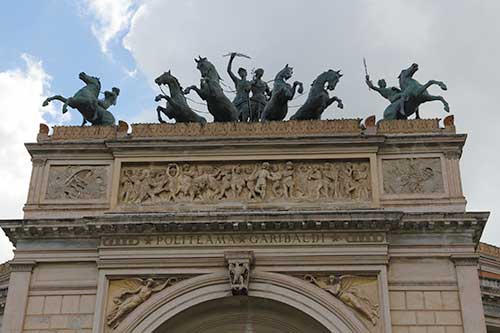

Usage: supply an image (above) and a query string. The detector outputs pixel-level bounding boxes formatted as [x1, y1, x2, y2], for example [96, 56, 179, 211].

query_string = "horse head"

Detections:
[275, 64, 293, 82]
[78, 72, 101, 90]
[321, 69, 343, 91]
[155, 70, 181, 87]
[194, 56, 221, 81]
[398, 63, 419, 81]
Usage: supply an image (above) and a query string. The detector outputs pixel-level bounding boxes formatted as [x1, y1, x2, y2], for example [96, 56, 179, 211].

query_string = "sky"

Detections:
[0, 0, 499, 262]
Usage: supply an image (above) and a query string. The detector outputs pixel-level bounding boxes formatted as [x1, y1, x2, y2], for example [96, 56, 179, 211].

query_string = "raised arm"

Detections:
[365, 75, 380, 92]
[226, 53, 238, 86]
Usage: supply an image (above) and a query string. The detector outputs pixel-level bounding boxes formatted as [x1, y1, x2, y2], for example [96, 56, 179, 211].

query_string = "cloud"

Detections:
[0, 54, 56, 262]
[83, 0, 140, 55]
[120, 0, 500, 245]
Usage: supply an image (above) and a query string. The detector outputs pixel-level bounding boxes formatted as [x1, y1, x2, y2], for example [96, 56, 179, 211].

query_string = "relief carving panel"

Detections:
[118, 160, 371, 206]
[382, 158, 444, 195]
[304, 274, 379, 328]
[45, 165, 109, 201]
[106, 277, 179, 330]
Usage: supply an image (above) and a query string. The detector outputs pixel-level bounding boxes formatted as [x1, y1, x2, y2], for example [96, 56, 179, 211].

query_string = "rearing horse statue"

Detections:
[383, 63, 449, 120]
[290, 69, 343, 120]
[42, 72, 117, 126]
[154, 70, 206, 124]
[183, 56, 239, 122]
[261, 64, 303, 122]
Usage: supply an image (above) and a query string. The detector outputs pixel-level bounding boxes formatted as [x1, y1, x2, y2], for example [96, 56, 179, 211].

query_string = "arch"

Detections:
[153, 296, 331, 332]
[116, 271, 369, 333]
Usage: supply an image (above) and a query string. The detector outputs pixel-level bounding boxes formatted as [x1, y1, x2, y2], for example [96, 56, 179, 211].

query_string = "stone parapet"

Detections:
[36, 117, 456, 142]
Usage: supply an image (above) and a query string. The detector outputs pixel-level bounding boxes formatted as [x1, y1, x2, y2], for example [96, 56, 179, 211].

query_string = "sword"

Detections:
[223, 52, 252, 59]
[363, 57, 370, 91]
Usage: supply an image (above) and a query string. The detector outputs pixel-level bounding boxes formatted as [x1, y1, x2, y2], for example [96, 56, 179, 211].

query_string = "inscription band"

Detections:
[101, 232, 386, 248]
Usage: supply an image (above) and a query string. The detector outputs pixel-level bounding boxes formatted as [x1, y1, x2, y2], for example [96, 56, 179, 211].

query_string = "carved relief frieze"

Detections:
[304, 274, 379, 327]
[382, 158, 444, 195]
[45, 165, 109, 201]
[118, 160, 371, 206]
[106, 277, 179, 330]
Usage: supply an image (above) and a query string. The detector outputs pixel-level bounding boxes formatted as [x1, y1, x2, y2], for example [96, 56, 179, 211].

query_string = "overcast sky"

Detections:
[0, 0, 499, 262]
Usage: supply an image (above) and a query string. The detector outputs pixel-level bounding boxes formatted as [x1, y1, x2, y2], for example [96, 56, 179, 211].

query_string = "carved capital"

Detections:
[9, 261, 35, 272]
[31, 158, 47, 167]
[451, 254, 479, 266]
[225, 251, 254, 296]
[444, 150, 462, 160]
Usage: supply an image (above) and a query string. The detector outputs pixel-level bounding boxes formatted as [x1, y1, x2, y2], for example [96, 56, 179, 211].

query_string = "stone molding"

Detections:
[479, 243, 500, 259]
[35, 118, 459, 142]
[132, 119, 363, 138]
[377, 118, 455, 134]
[0, 211, 488, 246]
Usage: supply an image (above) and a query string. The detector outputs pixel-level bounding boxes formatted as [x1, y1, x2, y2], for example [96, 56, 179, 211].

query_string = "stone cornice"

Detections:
[26, 119, 466, 157]
[0, 211, 488, 245]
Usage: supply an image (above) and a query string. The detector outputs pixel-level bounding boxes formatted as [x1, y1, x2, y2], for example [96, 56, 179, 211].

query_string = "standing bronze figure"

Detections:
[226, 52, 252, 122]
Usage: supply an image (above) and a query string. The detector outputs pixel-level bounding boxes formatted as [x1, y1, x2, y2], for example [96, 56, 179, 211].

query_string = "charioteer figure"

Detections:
[365, 75, 409, 118]
[365, 62, 449, 120]
[250, 68, 271, 122]
[226, 52, 252, 122]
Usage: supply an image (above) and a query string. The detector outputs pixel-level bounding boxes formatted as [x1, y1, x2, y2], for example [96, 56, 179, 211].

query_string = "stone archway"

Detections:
[116, 271, 369, 333]
[153, 296, 330, 333]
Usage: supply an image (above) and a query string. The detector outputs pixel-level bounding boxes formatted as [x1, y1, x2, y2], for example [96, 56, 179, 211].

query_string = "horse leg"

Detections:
[327, 96, 343, 109]
[290, 81, 303, 100]
[62, 97, 72, 114]
[42, 95, 67, 107]
[156, 106, 167, 123]
[417, 80, 447, 96]
[81, 118, 87, 126]
[184, 86, 207, 100]
[422, 94, 450, 112]
[154, 94, 166, 102]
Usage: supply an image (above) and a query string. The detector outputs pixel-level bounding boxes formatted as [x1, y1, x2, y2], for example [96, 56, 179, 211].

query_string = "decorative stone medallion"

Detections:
[45, 165, 109, 201]
[382, 158, 444, 195]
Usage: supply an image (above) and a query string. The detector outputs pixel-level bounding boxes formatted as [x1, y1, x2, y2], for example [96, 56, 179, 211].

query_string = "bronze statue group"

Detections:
[42, 53, 450, 127]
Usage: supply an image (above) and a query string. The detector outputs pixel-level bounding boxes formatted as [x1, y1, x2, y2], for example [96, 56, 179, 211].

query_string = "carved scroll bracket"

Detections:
[225, 251, 254, 296]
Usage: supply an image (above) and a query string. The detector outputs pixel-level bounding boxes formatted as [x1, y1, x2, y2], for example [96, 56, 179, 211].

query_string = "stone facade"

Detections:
[0, 118, 493, 332]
